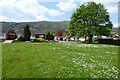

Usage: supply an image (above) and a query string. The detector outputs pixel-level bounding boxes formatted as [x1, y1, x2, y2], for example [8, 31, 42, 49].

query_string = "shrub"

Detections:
[46, 32, 54, 41]
[98, 39, 113, 44]
[60, 38, 63, 41]
[36, 38, 45, 42]
[17, 36, 24, 41]
[32, 39, 40, 42]
[98, 39, 120, 46]
[94, 38, 98, 42]
[113, 39, 120, 46]
[32, 38, 45, 42]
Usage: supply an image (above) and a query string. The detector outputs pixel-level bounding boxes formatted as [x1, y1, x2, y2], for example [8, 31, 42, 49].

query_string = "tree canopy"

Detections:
[68, 2, 113, 43]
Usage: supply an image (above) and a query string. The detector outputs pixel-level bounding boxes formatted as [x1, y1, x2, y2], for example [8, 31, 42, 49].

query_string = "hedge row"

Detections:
[113, 40, 120, 46]
[98, 39, 120, 46]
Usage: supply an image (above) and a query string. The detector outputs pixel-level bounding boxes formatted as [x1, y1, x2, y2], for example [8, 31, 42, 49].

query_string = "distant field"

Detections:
[2, 42, 119, 78]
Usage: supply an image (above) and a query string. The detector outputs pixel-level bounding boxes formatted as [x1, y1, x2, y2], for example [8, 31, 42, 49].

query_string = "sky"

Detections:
[0, 0, 119, 27]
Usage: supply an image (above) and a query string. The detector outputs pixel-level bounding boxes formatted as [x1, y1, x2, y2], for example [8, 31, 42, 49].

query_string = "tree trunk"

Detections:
[85, 36, 87, 41]
[88, 34, 93, 43]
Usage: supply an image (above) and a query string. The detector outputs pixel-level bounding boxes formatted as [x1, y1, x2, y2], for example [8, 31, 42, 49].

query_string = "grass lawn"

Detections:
[2, 42, 119, 78]
[0, 43, 2, 78]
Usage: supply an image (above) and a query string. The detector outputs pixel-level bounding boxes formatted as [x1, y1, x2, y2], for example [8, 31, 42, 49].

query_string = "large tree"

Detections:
[68, 2, 113, 43]
[23, 25, 31, 41]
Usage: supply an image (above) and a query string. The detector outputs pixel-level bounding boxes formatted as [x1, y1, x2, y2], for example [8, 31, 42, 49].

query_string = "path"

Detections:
[3, 40, 13, 43]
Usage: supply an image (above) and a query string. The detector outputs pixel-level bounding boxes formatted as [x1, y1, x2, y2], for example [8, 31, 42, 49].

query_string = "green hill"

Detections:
[1, 21, 119, 34]
[1, 21, 69, 33]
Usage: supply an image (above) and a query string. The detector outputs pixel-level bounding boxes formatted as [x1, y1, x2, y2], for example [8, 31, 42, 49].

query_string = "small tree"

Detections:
[46, 32, 54, 41]
[46, 32, 50, 41]
[50, 32, 54, 40]
[23, 25, 31, 41]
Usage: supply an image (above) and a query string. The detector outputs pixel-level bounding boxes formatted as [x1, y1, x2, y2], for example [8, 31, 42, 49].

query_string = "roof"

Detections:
[16, 29, 23, 35]
[31, 30, 46, 35]
[6, 33, 16, 35]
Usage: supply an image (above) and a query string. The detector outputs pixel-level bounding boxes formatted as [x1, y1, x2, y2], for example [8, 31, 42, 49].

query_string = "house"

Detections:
[0, 33, 6, 42]
[6, 29, 17, 40]
[63, 35, 71, 41]
[54, 36, 63, 41]
[54, 30, 63, 41]
[6, 33, 17, 40]
[79, 37, 85, 41]
[70, 36, 79, 41]
[31, 31, 46, 40]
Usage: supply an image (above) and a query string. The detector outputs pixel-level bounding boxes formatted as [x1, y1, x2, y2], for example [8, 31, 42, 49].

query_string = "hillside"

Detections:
[1, 21, 69, 33]
[1, 21, 119, 34]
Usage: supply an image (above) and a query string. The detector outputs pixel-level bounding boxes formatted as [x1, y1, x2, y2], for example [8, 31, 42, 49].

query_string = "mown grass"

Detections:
[0, 43, 2, 78]
[2, 42, 119, 78]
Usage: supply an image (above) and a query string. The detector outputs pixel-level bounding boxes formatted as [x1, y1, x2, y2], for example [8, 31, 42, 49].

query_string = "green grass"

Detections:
[2, 42, 119, 78]
[0, 43, 2, 78]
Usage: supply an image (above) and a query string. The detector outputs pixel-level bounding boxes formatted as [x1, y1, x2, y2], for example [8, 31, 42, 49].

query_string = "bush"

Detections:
[98, 39, 113, 44]
[113, 39, 120, 46]
[17, 36, 24, 41]
[98, 39, 120, 46]
[46, 32, 54, 41]
[60, 38, 63, 41]
[94, 38, 98, 42]
[32, 38, 45, 42]
[36, 38, 45, 42]
[32, 39, 40, 42]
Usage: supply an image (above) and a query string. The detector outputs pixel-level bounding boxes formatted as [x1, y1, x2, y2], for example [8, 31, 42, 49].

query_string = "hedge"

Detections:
[98, 39, 120, 46]
[113, 39, 120, 46]
[98, 39, 113, 45]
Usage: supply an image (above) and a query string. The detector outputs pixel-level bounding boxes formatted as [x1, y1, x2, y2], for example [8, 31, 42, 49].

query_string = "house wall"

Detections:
[6, 34, 17, 40]
[35, 34, 46, 39]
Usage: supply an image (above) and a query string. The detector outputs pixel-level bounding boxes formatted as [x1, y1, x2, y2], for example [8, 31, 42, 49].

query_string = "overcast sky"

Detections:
[0, 0, 119, 27]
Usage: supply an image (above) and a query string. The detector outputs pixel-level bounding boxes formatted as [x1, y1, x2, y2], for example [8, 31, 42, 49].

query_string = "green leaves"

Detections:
[23, 24, 31, 41]
[68, 2, 113, 38]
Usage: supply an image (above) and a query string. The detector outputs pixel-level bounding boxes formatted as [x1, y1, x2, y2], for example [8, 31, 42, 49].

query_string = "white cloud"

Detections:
[56, 0, 118, 14]
[113, 23, 119, 28]
[0, 0, 119, 22]
[0, 0, 64, 22]
[77, 0, 118, 19]
[76, 0, 119, 3]
[0, 16, 11, 22]
[36, 15, 49, 21]
[32, 0, 120, 3]
[0, 0, 47, 22]
[16, 0, 48, 16]
[56, 0, 77, 12]
[106, 6, 118, 14]
[48, 9, 64, 16]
